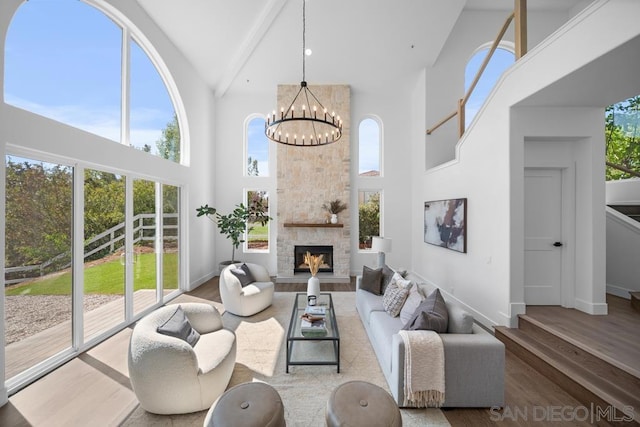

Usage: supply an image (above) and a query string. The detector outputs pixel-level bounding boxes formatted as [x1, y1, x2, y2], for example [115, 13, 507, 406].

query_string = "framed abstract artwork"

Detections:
[424, 198, 467, 253]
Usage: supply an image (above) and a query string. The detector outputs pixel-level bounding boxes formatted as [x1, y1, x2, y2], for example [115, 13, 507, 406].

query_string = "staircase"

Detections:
[496, 315, 640, 426]
[609, 205, 640, 223]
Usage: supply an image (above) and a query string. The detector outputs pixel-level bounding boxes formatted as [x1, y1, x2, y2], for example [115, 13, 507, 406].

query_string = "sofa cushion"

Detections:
[447, 304, 474, 334]
[369, 311, 404, 373]
[157, 305, 200, 347]
[360, 266, 383, 295]
[230, 263, 255, 287]
[399, 284, 424, 325]
[382, 275, 412, 317]
[402, 288, 448, 333]
[356, 289, 386, 325]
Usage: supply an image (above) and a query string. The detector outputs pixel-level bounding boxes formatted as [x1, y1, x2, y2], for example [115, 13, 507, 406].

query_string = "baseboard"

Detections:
[189, 271, 217, 291]
[606, 283, 634, 300]
[574, 297, 608, 315]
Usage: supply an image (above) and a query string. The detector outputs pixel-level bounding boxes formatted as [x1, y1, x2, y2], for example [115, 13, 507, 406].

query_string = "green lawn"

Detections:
[248, 223, 268, 241]
[6, 252, 178, 296]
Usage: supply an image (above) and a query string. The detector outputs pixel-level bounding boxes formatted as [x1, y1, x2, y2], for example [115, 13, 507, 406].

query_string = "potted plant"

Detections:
[196, 200, 271, 272]
[322, 199, 347, 224]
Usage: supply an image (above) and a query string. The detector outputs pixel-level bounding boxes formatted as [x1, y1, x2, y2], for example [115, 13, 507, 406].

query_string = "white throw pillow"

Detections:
[400, 285, 424, 325]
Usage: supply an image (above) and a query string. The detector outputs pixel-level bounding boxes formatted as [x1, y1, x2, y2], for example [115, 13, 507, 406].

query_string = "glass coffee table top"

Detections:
[286, 293, 340, 373]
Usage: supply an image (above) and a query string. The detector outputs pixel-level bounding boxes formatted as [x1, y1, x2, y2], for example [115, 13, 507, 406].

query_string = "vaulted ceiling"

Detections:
[136, 0, 587, 97]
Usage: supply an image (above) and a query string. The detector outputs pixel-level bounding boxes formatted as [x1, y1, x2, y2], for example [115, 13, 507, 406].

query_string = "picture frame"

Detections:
[424, 198, 467, 253]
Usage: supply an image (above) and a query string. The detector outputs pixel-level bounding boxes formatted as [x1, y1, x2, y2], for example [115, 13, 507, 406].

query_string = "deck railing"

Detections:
[5, 213, 178, 286]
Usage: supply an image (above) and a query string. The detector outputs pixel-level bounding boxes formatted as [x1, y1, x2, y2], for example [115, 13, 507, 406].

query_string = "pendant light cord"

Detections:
[302, 0, 306, 82]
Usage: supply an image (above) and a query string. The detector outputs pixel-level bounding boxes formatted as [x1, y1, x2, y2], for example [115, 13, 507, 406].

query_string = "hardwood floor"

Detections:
[0, 278, 637, 426]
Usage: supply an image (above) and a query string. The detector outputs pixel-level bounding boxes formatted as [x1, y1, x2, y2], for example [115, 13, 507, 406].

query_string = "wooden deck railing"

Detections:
[426, 0, 528, 138]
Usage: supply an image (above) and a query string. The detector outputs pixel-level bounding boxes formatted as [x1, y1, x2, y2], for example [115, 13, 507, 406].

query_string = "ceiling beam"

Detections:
[215, 0, 288, 97]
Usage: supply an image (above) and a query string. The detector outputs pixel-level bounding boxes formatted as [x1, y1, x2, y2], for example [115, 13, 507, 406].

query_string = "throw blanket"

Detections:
[398, 330, 445, 407]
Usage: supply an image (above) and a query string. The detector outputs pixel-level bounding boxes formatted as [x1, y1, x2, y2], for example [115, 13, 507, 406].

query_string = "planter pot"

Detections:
[307, 276, 320, 298]
[330, 214, 338, 224]
[219, 260, 241, 275]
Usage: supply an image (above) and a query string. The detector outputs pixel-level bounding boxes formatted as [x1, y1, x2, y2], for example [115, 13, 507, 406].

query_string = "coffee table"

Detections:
[286, 293, 340, 373]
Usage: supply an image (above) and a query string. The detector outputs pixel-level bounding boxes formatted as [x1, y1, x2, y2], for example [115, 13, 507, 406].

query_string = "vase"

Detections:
[330, 214, 338, 224]
[307, 275, 320, 299]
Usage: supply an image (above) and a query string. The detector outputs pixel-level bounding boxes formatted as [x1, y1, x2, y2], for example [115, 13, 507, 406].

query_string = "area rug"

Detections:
[124, 292, 450, 426]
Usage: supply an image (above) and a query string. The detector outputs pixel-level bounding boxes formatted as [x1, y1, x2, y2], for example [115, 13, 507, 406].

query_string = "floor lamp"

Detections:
[371, 237, 392, 269]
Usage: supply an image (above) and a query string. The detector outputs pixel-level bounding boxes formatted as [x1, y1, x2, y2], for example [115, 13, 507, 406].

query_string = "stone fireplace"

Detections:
[275, 84, 351, 282]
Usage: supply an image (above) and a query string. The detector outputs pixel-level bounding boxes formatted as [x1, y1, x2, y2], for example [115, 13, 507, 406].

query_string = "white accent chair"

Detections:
[219, 262, 275, 317]
[128, 303, 236, 415]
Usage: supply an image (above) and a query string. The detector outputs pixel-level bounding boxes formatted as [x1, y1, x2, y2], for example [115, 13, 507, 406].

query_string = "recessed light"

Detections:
[305, 48, 312, 56]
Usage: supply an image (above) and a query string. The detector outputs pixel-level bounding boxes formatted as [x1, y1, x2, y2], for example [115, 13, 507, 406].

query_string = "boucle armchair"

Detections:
[128, 303, 236, 415]
[219, 262, 274, 316]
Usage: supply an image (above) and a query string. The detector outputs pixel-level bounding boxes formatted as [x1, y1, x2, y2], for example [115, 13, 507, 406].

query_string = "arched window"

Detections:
[465, 45, 515, 127]
[245, 115, 269, 176]
[358, 117, 382, 176]
[4, 0, 182, 163]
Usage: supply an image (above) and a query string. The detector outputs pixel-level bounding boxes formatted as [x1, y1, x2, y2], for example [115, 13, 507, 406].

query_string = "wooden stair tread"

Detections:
[631, 292, 640, 313]
[519, 314, 640, 380]
[495, 326, 640, 420]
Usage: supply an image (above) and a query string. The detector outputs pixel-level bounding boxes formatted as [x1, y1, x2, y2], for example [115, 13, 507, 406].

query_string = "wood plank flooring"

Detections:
[1, 278, 638, 426]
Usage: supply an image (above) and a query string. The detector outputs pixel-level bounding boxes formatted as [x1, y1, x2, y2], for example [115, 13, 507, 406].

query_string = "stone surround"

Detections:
[276, 84, 350, 282]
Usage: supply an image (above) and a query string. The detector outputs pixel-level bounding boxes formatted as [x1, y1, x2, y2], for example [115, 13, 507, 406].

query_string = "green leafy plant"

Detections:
[196, 201, 271, 262]
[322, 199, 347, 215]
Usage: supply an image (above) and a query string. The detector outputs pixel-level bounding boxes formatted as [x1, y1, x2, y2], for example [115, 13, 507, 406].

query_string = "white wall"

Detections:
[413, 0, 640, 328]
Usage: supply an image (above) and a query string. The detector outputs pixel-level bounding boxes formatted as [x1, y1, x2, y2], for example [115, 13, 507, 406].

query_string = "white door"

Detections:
[524, 168, 563, 305]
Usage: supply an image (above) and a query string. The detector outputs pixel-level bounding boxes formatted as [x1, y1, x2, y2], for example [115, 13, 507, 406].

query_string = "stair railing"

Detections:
[426, 0, 528, 138]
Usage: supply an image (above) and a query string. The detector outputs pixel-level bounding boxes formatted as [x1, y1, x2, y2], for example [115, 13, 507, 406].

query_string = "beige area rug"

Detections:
[124, 292, 450, 426]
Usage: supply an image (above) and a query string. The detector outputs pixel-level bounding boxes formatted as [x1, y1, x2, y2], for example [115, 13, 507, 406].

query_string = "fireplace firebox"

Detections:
[294, 245, 334, 273]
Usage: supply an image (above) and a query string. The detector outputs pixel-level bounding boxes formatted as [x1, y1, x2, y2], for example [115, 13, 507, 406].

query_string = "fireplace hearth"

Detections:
[294, 245, 333, 273]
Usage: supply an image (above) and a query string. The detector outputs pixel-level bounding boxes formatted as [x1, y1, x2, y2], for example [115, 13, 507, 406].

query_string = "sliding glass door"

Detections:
[4, 154, 182, 390]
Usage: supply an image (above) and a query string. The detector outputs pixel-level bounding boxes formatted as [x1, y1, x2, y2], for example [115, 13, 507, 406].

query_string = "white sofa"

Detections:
[219, 262, 274, 317]
[128, 303, 236, 414]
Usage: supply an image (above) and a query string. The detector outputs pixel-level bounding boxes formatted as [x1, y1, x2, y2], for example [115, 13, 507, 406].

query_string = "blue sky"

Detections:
[4, 0, 175, 153]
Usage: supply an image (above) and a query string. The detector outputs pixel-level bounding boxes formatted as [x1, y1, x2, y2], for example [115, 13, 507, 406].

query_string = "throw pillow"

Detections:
[381, 264, 394, 293]
[402, 288, 449, 333]
[382, 279, 413, 317]
[157, 305, 200, 347]
[399, 284, 424, 325]
[447, 305, 474, 334]
[230, 263, 255, 287]
[360, 266, 383, 295]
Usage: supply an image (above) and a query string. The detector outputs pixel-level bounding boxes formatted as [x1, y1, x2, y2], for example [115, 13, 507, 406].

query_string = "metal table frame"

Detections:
[286, 293, 340, 373]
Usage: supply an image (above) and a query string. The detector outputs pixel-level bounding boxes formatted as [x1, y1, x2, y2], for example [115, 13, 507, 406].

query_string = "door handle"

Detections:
[553, 242, 563, 247]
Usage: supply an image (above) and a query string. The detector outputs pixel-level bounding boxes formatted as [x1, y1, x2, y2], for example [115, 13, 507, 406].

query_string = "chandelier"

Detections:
[265, 0, 342, 146]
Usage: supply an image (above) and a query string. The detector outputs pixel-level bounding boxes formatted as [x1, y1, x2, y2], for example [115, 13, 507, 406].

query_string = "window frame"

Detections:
[358, 115, 383, 177]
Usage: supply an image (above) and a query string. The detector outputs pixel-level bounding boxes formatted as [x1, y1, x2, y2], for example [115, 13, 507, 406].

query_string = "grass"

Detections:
[6, 252, 178, 296]
[248, 223, 268, 241]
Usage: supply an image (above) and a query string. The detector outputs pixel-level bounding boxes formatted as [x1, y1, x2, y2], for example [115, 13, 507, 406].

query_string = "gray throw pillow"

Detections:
[381, 264, 394, 293]
[157, 305, 200, 347]
[447, 305, 474, 334]
[360, 266, 383, 295]
[402, 288, 449, 333]
[230, 263, 255, 287]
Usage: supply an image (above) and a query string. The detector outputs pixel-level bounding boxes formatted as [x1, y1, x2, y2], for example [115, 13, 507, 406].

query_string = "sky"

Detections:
[4, 0, 175, 155]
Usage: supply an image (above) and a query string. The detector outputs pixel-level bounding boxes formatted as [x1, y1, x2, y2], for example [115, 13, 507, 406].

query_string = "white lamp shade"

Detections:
[371, 237, 392, 253]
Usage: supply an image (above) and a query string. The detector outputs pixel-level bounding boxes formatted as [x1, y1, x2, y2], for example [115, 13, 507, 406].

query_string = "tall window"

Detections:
[465, 46, 514, 127]
[245, 190, 270, 251]
[359, 118, 381, 176]
[605, 95, 640, 180]
[246, 116, 269, 176]
[359, 190, 381, 250]
[4, 0, 181, 162]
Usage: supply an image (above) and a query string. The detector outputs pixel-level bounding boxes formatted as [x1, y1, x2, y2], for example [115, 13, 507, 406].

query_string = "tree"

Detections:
[247, 156, 259, 176]
[359, 193, 380, 245]
[606, 95, 640, 180]
[156, 113, 180, 162]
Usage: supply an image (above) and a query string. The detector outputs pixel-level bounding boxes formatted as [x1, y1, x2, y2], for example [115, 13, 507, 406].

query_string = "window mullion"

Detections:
[121, 27, 130, 147]
[72, 164, 85, 349]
